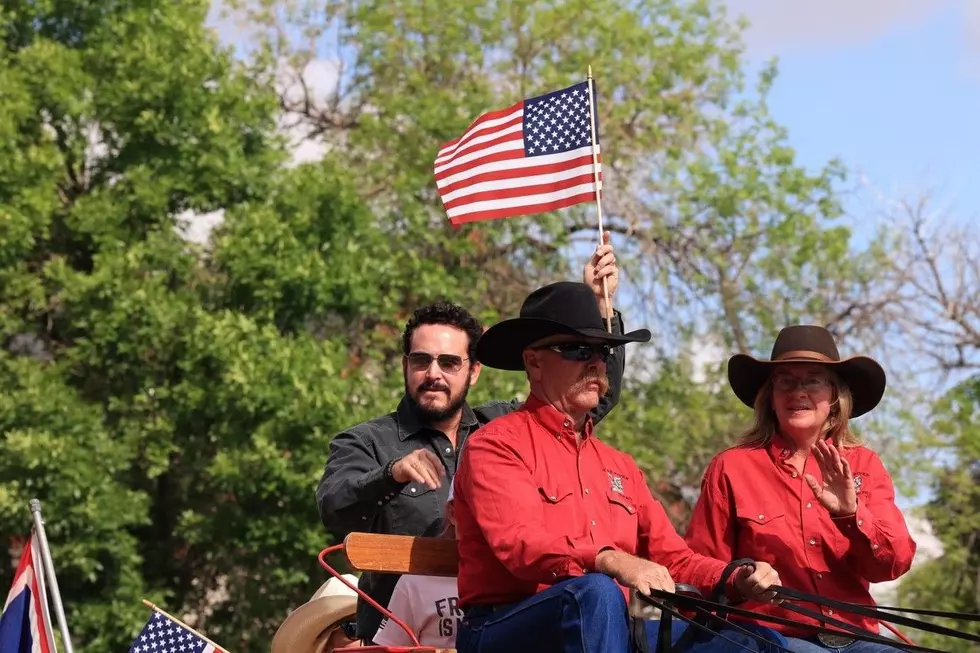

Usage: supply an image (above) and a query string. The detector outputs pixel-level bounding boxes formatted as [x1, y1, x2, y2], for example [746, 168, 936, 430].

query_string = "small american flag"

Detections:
[128, 610, 226, 653]
[434, 80, 602, 225]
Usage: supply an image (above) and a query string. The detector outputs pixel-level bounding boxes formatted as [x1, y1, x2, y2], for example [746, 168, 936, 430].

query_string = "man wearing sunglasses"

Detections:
[451, 281, 783, 653]
[316, 234, 631, 645]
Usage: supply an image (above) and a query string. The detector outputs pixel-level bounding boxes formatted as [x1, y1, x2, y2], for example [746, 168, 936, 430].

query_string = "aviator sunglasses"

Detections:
[537, 342, 613, 363]
[406, 352, 469, 374]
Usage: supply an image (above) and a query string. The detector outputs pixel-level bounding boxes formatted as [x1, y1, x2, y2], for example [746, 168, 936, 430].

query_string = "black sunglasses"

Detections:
[406, 352, 469, 374]
[339, 620, 358, 639]
[538, 342, 613, 362]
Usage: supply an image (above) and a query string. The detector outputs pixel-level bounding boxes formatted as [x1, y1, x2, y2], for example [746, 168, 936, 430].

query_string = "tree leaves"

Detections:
[1, 0, 953, 651]
[896, 377, 980, 650]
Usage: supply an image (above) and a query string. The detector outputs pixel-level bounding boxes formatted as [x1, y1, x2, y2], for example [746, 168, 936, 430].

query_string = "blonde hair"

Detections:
[736, 367, 862, 448]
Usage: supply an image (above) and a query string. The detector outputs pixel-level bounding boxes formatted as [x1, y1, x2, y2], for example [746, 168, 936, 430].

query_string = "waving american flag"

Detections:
[434, 80, 603, 225]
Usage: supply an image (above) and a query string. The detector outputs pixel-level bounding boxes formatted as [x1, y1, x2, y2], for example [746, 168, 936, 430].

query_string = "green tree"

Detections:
[0, 0, 347, 649]
[0, 1, 531, 650]
[896, 377, 980, 651]
[0, 1, 915, 652]
[230, 0, 896, 355]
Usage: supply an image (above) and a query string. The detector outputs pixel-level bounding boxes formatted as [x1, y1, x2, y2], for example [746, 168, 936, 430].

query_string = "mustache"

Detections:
[418, 381, 451, 393]
[575, 374, 609, 394]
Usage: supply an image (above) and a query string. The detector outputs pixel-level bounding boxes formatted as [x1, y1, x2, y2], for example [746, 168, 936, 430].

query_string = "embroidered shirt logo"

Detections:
[607, 472, 625, 494]
[853, 473, 863, 492]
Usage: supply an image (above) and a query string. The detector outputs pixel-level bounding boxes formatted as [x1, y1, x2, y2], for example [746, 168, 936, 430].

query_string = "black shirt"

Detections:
[315, 312, 628, 642]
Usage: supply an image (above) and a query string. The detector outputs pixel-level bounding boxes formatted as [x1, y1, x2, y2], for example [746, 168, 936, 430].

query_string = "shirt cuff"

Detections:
[554, 544, 613, 580]
[356, 459, 408, 505]
[723, 575, 747, 604]
[586, 544, 618, 574]
[831, 504, 879, 548]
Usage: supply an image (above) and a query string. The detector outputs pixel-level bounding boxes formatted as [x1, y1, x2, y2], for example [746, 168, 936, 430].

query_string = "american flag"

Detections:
[128, 610, 226, 653]
[434, 80, 602, 225]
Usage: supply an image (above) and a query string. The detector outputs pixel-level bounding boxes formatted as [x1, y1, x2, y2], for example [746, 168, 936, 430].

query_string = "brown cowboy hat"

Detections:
[271, 575, 359, 653]
[727, 325, 886, 418]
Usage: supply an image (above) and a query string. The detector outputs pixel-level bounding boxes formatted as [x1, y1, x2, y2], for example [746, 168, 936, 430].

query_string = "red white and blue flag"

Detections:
[128, 610, 225, 653]
[0, 533, 54, 653]
[434, 80, 603, 225]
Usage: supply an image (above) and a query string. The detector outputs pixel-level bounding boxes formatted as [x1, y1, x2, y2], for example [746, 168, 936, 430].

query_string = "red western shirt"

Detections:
[684, 435, 917, 638]
[453, 394, 732, 608]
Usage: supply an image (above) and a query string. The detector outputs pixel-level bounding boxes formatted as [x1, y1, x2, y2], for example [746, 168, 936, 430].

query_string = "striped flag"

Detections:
[434, 80, 602, 225]
[128, 610, 226, 653]
[0, 533, 55, 653]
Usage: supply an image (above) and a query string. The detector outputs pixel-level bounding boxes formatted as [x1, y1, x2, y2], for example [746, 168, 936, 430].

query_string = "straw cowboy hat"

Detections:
[727, 325, 886, 418]
[271, 574, 359, 653]
[477, 281, 651, 371]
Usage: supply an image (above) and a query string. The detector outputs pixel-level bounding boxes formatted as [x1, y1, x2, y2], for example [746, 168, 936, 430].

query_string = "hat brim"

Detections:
[727, 354, 886, 418]
[271, 596, 357, 653]
[477, 317, 651, 371]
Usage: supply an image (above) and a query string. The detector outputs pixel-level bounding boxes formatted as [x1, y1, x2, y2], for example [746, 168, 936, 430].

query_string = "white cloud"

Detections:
[722, 0, 957, 56]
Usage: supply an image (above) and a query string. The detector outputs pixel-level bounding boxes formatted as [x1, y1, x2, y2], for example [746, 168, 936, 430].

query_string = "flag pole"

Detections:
[29, 528, 59, 653]
[142, 599, 229, 653]
[29, 499, 75, 653]
[586, 65, 613, 332]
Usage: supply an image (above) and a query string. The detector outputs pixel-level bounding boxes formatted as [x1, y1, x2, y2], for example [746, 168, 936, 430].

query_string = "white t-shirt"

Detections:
[373, 575, 460, 649]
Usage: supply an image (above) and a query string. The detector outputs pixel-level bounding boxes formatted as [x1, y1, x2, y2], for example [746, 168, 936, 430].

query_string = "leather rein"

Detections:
[634, 559, 980, 653]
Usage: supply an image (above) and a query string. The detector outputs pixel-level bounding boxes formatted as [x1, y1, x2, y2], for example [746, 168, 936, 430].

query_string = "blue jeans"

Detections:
[784, 635, 905, 652]
[456, 574, 789, 653]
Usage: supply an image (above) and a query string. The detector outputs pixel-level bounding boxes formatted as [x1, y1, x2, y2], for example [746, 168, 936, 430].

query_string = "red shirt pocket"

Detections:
[732, 503, 802, 568]
[537, 483, 579, 536]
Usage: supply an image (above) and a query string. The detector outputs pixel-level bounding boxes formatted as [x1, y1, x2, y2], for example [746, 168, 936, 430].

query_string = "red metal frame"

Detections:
[881, 621, 914, 645]
[317, 544, 440, 653]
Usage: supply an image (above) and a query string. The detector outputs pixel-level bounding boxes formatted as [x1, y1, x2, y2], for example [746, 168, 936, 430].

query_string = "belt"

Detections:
[816, 633, 855, 648]
[462, 603, 511, 618]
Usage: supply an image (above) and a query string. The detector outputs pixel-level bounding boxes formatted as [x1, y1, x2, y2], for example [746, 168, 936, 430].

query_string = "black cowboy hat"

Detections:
[477, 281, 651, 371]
[727, 325, 886, 418]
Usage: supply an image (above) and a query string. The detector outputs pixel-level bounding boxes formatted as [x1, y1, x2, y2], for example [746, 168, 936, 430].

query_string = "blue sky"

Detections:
[730, 0, 979, 243]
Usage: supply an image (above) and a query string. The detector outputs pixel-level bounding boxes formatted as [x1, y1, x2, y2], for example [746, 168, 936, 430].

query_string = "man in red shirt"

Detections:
[452, 281, 785, 653]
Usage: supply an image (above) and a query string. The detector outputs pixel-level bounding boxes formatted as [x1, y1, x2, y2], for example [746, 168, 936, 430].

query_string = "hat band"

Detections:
[772, 350, 836, 363]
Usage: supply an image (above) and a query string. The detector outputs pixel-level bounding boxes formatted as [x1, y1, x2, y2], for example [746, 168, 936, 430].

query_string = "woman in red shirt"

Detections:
[685, 325, 917, 653]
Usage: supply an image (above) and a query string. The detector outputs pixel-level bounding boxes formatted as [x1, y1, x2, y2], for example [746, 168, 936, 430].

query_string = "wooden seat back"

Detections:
[341, 533, 459, 653]
[343, 532, 459, 577]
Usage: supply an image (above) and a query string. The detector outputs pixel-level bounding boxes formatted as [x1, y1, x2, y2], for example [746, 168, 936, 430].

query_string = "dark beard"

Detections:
[405, 376, 472, 424]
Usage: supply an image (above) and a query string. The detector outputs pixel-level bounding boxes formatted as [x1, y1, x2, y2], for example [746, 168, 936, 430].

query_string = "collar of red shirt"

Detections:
[524, 392, 595, 442]
[767, 432, 835, 461]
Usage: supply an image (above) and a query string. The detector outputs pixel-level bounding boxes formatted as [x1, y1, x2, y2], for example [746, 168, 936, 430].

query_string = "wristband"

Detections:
[383, 458, 398, 482]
